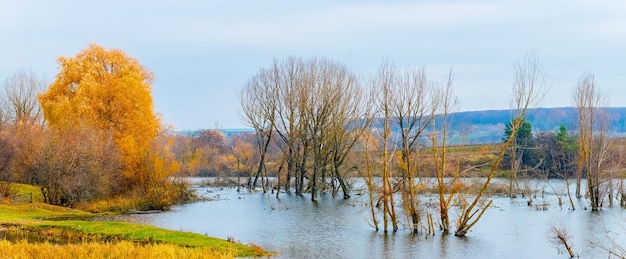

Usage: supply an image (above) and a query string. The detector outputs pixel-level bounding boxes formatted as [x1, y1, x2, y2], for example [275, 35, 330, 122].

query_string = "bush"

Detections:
[133, 180, 196, 211]
[0, 181, 16, 203]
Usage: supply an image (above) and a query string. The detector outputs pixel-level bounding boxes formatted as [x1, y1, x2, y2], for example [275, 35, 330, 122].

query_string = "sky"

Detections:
[1, 1, 625, 130]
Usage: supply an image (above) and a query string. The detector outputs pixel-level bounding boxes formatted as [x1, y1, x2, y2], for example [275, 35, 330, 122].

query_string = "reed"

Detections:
[0, 239, 234, 259]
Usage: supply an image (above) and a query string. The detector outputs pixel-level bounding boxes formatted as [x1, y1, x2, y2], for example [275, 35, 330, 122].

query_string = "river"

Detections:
[112, 179, 626, 258]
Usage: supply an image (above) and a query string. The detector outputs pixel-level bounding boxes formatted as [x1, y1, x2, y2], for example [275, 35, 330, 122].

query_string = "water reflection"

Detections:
[0, 229, 47, 244]
[110, 180, 625, 258]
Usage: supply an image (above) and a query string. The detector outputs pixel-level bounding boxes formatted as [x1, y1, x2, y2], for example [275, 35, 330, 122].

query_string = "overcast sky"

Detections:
[1, 1, 625, 130]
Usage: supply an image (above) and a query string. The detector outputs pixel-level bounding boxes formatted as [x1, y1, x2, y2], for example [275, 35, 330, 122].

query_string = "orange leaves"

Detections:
[38, 44, 165, 187]
[39, 44, 157, 133]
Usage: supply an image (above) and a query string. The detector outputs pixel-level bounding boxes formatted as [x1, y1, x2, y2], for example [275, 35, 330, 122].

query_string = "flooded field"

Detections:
[109, 179, 626, 258]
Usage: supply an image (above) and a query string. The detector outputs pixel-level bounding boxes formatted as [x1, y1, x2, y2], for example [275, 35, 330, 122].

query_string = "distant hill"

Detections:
[445, 107, 626, 144]
[213, 107, 626, 145]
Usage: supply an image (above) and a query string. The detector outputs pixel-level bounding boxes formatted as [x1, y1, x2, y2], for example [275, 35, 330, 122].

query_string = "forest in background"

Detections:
[447, 107, 626, 144]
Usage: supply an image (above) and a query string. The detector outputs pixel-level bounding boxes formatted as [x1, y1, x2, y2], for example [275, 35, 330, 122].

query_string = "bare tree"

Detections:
[362, 129, 379, 231]
[0, 131, 16, 192]
[325, 70, 369, 199]
[547, 222, 575, 257]
[572, 73, 610, 211]
[273, 57, 304, 194]
[239, 67, 279, 191]
[298, 58, 362, 201]
[240, 57, 366, 201]
[432, 70, 458, 234]
[0, 70, 46, 186]
[3, 70, 46, 125]
[455, 51, 549, 236]
[370, 61, 399, 232]
[391, 64, 439, 233]
[507, 52, 550, 197]
[28, 126, 122, 206]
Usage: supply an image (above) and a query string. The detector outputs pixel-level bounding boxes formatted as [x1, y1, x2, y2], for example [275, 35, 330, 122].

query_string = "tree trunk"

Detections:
[296, 146, 308, 196]
[557, 234, 575, 258]
[253, 132, 272, 189]
[575, 166, 582, 198]
[311, 165, 318, 202]
[284, 149, 295, 193]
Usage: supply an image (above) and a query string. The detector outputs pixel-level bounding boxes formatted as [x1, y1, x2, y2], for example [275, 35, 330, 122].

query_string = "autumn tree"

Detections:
[171, 130, 235, 177]
[170, 133, 198, 176]
[194, 129, 232, 176]
[228, 134, 258, 191]
[38, 44, 177, 196]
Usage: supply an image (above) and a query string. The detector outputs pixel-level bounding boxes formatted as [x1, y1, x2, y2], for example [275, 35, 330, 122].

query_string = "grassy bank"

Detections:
[0, 202, 268, 258]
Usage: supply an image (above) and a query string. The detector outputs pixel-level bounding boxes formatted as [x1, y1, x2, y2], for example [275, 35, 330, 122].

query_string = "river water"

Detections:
[113, 179, 626, 259]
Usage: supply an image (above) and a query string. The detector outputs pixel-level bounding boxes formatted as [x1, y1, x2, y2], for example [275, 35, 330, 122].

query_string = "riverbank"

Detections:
[0, 202, 269, 258]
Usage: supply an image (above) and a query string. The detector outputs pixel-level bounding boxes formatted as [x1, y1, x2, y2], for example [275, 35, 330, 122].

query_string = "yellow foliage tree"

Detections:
[38, 44, 171, 188]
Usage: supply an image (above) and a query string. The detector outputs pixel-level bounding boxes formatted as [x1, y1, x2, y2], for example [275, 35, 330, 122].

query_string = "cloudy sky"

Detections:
[1, 1, 625, 130]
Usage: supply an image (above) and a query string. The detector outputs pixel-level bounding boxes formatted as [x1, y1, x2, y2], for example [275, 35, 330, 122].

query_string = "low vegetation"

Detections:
[0, 240, 235, 259]
[0, 184, 267, 258]
[0, 201, 267, 258]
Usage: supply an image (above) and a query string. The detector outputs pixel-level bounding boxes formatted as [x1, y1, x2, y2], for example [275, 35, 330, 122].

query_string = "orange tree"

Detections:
[38, 44, 179, 206]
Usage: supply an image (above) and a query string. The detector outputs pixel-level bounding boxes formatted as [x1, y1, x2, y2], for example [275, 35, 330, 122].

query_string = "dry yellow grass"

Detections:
[0, 240, 234, 259]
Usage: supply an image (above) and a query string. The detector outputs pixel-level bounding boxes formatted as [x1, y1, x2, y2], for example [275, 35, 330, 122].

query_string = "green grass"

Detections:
[10, 183, 45, 203]
[31, 220, 258, 255]
[0, 203, 91, 223]
[0, 201, 267, 257]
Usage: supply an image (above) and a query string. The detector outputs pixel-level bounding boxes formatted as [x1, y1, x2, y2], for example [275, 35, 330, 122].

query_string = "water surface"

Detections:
[114, 181, 626, 259]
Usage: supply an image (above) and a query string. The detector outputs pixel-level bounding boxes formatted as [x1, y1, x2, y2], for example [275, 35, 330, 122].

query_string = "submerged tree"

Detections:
[390, 64, 439, 233]
[239, 57, 367, 201]
[367, 61, 442, 233]
[239, 66, 278, 191]
[432, 70, 457, 234]
[454, 51, 549, 236]
[369, 61, 400, 232]
[572, 73, 610, 211]
[548, 222, 576, 258]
